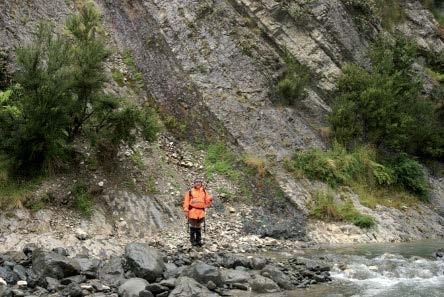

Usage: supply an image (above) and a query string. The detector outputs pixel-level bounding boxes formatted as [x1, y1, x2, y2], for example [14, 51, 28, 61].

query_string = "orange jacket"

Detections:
[183, 187, 213, 219]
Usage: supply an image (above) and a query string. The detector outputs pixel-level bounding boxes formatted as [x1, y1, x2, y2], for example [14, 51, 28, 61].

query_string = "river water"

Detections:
[297, 239, 444, 297]
[232, 239, 444, 297]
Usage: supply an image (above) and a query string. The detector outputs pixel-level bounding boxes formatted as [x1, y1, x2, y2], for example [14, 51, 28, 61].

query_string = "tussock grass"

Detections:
[311, 191, 375, 228]
[243, 155, 266, 178]
[286, 143, 429, 209]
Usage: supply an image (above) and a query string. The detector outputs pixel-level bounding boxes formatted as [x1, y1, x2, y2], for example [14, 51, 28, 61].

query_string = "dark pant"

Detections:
[188, 218, 204, 246]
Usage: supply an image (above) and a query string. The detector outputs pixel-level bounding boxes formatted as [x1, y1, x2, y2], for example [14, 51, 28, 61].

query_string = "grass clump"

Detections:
[143, 176, 159, 195]
[243, 155, 266, 178]
[285, 143, 394, 189]
[284, 0, 313, 24]
[311, 191, 375, 228]
[0, 177, 42, 210]
[374, 0, 405, 30]
[216, 186, 234, 202]
[131, 150, 145, 170]
[72, 183, 93, 217]
[111, 69, 125, 87]
[122, 49, 144, 90]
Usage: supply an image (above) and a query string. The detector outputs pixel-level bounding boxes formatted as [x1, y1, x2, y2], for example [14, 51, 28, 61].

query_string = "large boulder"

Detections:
[221, 269, 250, 284]
[98, 257, 125, 287]
[261, 264, 293, 290]
[12, 265, 28, 281]
[32, 250, 81, 280]
[250, 257, 267, 270]
[0, 267, 19, 285]
[169, 277, 218, 297]
[124, 244, 165, 282]
[184, 261, 223, 286]
[75, 257, 101, 278]
[249, 275, 280, 293]
[62, 283, 82, 297]
[118, 278, 149, 297]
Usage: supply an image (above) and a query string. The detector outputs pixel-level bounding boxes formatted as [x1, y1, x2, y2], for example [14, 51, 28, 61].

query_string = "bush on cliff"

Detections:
[330, 35, 444, 160]
[0, 3, 159, 176]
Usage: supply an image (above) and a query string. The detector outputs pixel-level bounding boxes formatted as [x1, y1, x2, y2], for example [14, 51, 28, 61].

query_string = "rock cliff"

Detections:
[1, 0, 444, 246]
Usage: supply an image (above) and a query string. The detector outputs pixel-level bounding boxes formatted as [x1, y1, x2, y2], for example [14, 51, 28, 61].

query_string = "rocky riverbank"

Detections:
[0, 243, 332, 297]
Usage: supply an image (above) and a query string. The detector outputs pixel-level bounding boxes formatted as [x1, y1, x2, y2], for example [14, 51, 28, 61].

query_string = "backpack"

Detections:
[188, 187, 207, 210]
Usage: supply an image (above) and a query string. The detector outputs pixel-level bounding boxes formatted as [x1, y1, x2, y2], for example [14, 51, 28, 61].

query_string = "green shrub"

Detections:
[0, 49, 10, 90]
[389, 156, 429, 200]
[350, 213, 376, 228]
[310, 191, 375, 228]
[72, 183, 93, 217]
[276, 60, 309, 106]
[330, 35, 443, 159]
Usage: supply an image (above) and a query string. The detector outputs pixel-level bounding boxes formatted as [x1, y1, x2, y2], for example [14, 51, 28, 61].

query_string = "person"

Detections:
[183, 178, 213, 246]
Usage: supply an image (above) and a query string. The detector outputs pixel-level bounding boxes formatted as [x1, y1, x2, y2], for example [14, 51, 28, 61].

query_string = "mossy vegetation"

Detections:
[204, 143, 240, 181]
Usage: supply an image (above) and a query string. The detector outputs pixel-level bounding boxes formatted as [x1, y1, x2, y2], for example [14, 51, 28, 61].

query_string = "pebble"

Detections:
[16, 281, 27, 288]
[75, 228, 89, 240]
[0, 277, 6, 286]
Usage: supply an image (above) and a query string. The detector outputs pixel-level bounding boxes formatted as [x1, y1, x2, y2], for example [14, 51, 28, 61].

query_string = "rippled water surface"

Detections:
[298, 239, 444, 297]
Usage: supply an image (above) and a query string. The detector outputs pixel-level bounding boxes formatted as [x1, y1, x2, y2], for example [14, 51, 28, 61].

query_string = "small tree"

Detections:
[0, 3, 159, 175]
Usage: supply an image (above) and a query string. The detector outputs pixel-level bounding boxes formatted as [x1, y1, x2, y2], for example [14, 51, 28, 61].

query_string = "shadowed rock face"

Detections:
[31, 250, 81, 280]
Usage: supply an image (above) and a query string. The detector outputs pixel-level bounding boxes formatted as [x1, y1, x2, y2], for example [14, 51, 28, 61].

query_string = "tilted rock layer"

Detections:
[0, 0, 443, 243]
